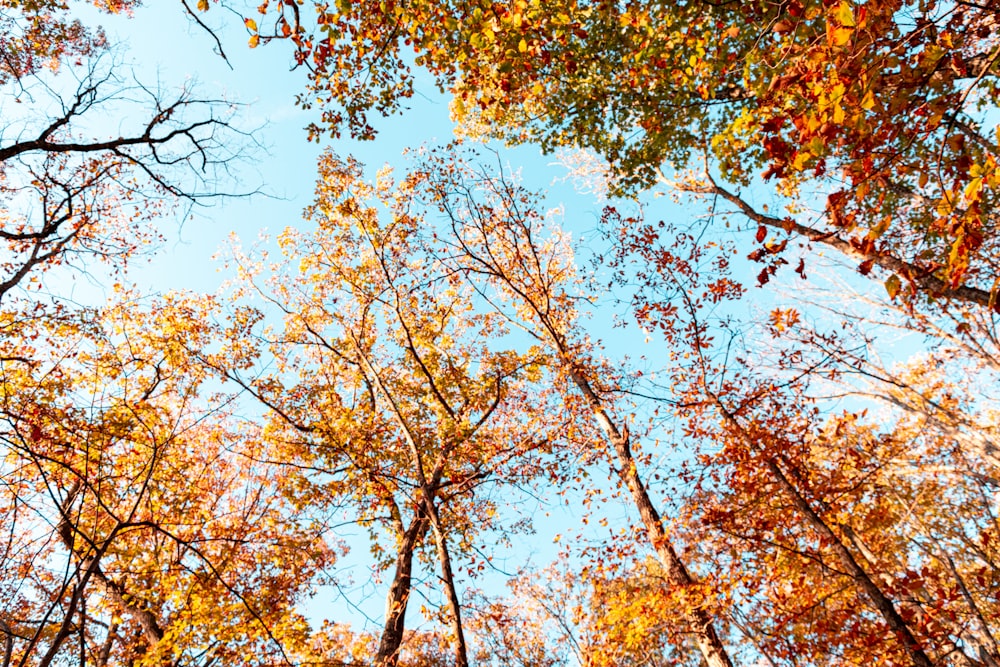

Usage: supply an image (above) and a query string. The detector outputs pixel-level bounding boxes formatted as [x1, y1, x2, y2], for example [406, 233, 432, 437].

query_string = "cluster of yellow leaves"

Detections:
[0, 293, 338, 666]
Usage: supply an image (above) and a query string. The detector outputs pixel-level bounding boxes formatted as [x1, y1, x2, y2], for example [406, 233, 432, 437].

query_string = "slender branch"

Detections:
[686, 174, 996, 309]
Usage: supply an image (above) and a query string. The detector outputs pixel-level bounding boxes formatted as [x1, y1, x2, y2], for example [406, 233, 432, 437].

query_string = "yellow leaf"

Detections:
[964, 176, 983, 202]
[248, 34, 259, 48]
[831, 26, 852, 45]
[518, 38, 527, 52]
[936, 197, 955, 217]
[244, 17, 258, 32]
[835, 1, 855, 26]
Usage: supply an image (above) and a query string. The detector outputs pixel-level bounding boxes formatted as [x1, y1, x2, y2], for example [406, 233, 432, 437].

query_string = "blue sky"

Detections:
[55, 0, 875, 644]
[5, 4, 996, 666]
[82, 2, 617, 298]
[74, 1, 630, 634]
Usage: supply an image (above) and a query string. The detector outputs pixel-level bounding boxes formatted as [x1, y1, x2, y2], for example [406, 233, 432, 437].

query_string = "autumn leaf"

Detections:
[884, 273, 901, 300]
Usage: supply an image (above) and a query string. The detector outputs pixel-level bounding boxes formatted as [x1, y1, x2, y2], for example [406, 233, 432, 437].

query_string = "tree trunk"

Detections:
[712, 396, 934, 667]
[565, 365, 735, 667]
[765, 458, 934, 667]
[422, 494, 470, 667]
[374, 510, 430, 667]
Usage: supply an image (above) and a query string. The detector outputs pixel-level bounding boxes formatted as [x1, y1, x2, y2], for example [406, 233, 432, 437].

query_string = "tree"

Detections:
[229, 0, 999, 309]
[0, 4, 303, 664]
[211, 151, 568, 667]
[394, 146, 739, 667]
[7, 2, 1000, 665]
[680, 349, 1000, 667]
[0, 0, 248, 305]
[0, 291, 335, 667]
[611, 201, 1000, 666]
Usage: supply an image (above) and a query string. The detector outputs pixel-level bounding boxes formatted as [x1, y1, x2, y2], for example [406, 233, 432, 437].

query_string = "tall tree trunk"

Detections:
[565, 365, 735, 667]
[422, 494, 470, 667]
[765, 459, 934, 667]
[352, 341, 471, 667]
[712, 397, 934, 667]
[434, 181, 735, 667]
[375, 510, 430, 667]
[1, 618, 13, 667]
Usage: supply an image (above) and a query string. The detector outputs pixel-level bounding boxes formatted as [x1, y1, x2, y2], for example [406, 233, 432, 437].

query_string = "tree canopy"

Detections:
[1, 1, 999, 666]
[240, 0, 999, 306]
